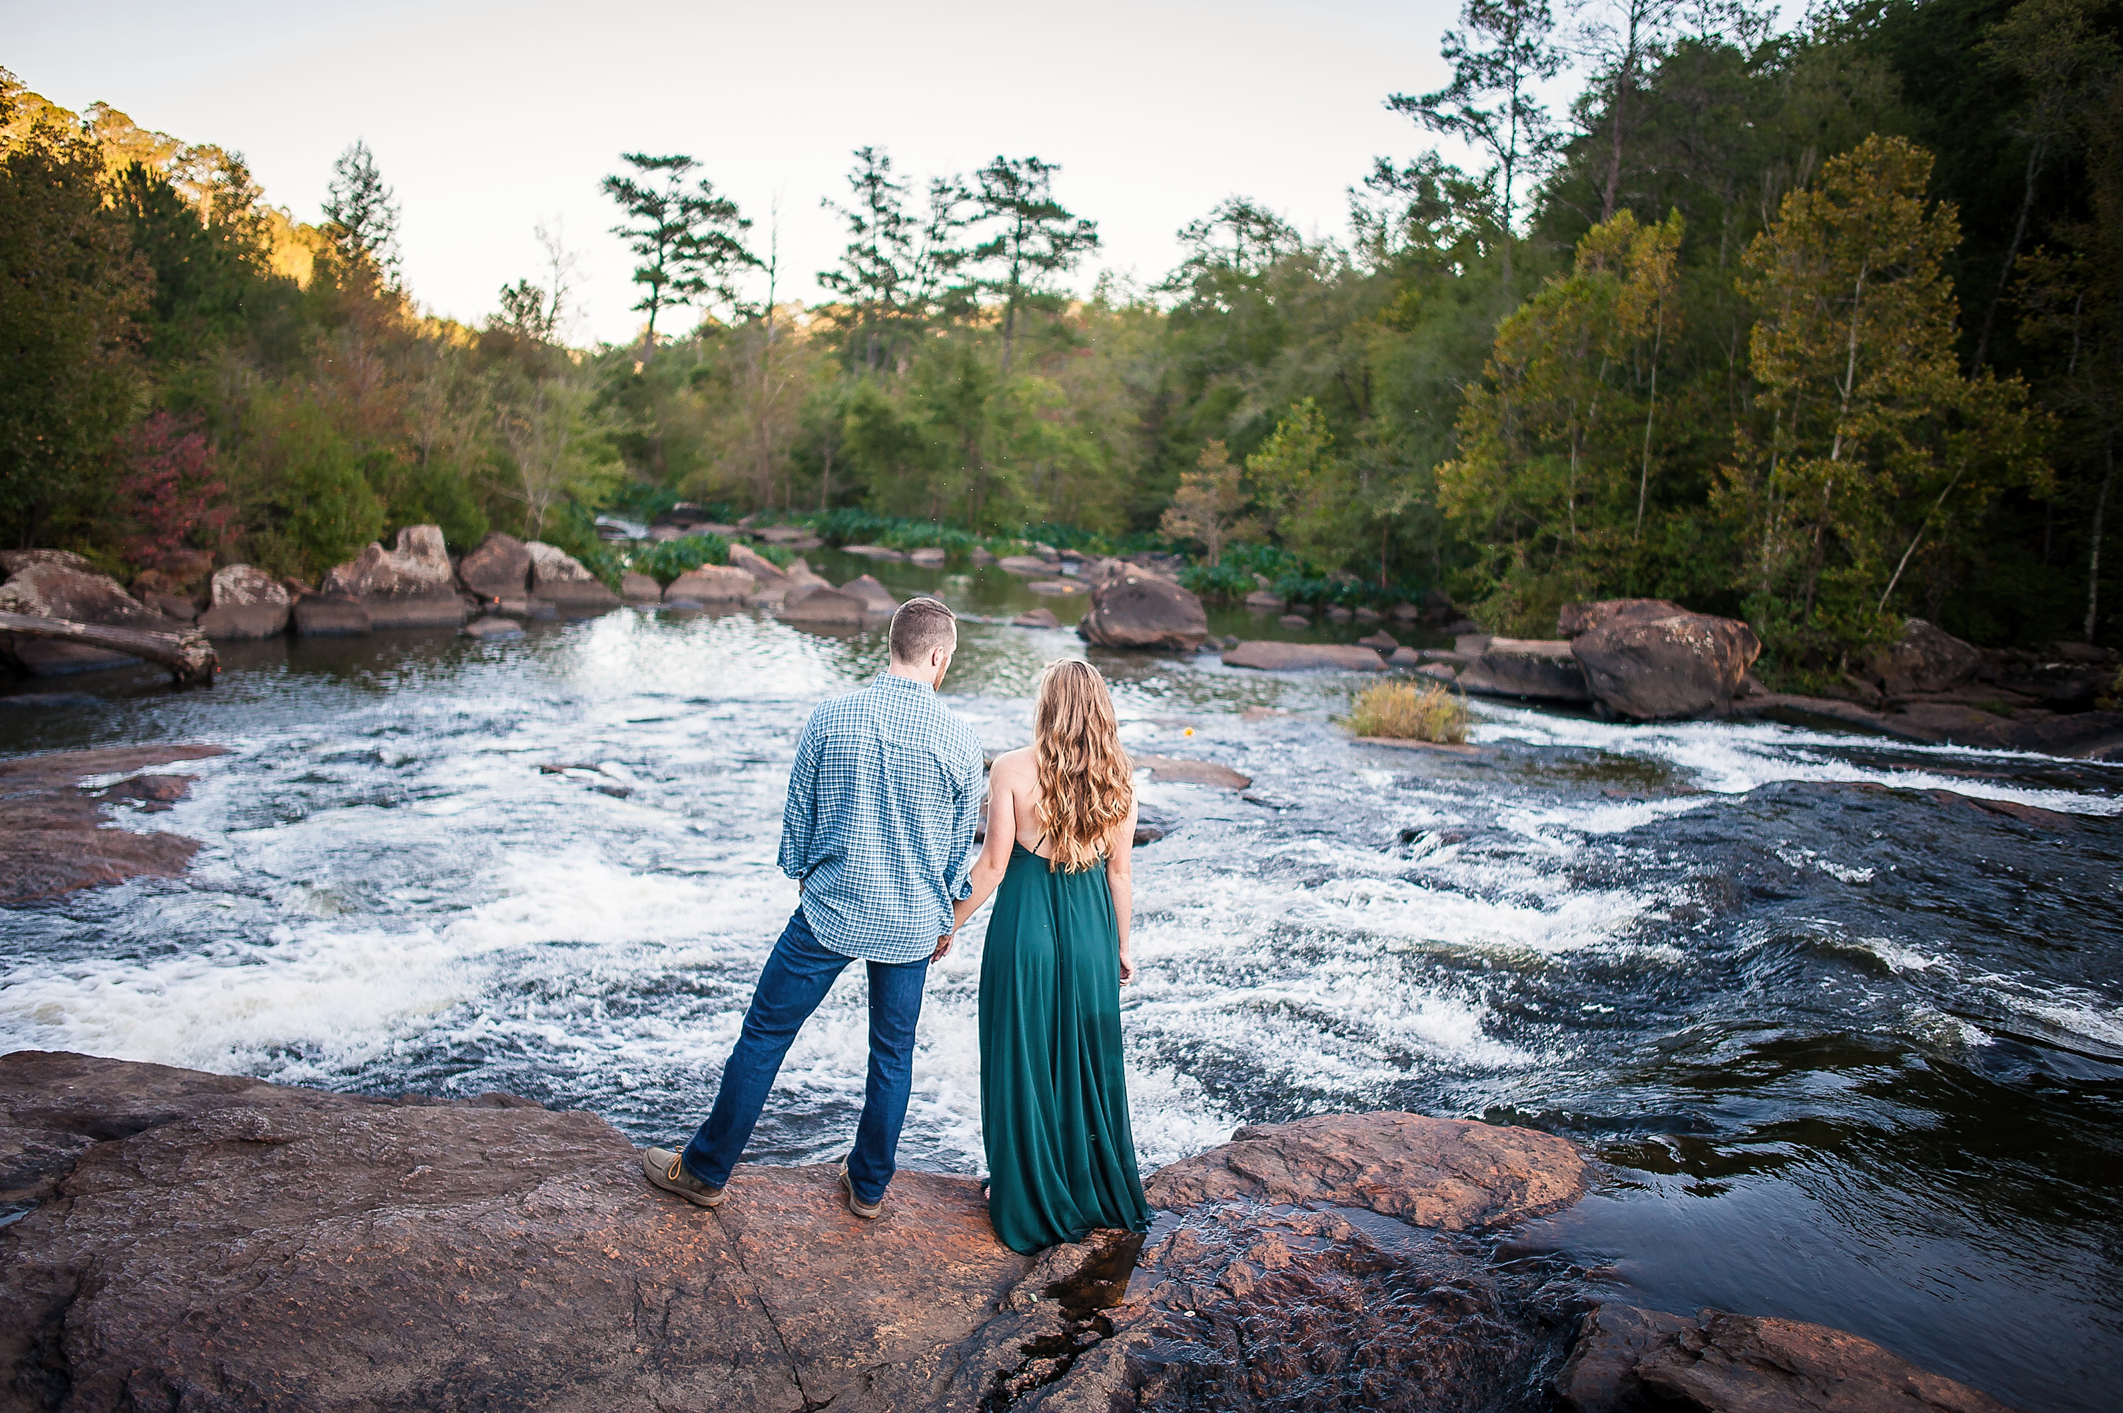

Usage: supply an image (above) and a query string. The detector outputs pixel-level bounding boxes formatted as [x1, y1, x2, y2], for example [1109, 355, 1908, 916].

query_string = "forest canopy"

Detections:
[2, 0, 2118, 682]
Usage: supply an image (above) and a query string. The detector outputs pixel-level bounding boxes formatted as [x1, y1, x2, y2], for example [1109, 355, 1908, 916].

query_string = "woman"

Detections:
[947, 658, 1153, 1254]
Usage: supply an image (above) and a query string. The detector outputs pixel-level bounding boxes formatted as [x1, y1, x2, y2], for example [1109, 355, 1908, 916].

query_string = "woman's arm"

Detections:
[934, 755, 1022, 959]
[1107, 796, 1138, 983]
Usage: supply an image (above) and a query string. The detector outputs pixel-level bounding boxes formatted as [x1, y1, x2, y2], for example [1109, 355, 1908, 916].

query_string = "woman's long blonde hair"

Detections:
[1033, 659, 1133, 872]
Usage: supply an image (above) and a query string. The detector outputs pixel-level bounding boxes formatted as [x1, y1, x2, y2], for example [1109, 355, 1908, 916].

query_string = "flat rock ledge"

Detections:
[0, 1054, 2005, 1413]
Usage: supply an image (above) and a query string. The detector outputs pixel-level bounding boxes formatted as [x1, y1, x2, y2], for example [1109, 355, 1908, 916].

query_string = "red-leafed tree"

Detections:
[115, 412, 232, 572]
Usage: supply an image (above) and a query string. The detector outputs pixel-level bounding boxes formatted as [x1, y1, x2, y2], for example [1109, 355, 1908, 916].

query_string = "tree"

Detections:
[818, 147, 961, 371]
[1721, 134, 2046, 671]
[1388, 0, 1564, 290]
[1160, 441, 1259, 565]
[115, 412, 232, 571]
[322, 139, 399, 277]
[493, 219, 579, 343]
[1437, 209, 1684, 630]
[601, 153, 757, 362]
[0, 124, 146, 548]
[1247, 400, 1366, 572]
[968, 156, 1099, 373]
[496, 372, 621, 539]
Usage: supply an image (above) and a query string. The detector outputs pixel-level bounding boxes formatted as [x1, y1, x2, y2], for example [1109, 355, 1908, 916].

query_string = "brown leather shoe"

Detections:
[642, 1146, 726, 1207]
[838, 1160, 882, 1219]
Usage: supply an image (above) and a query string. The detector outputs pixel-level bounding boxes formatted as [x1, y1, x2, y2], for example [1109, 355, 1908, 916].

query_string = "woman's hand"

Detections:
[1118, 949, 1135, 985]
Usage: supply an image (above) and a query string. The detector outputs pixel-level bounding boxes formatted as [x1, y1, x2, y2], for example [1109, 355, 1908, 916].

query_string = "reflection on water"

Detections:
[1, 554, 2119, 1413]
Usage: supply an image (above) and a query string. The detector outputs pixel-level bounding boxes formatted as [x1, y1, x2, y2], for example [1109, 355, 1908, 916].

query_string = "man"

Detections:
[643, 596, 983, 1218]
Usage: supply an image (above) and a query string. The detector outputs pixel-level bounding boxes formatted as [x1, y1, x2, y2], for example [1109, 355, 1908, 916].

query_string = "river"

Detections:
[2, 553, 2118, 1413]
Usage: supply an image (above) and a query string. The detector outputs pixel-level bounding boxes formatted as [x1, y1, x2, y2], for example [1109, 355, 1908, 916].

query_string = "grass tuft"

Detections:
[1344, 681, 1471, 743]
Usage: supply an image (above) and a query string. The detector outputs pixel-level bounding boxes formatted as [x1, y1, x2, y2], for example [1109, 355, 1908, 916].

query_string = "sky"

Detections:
[6, 0, 1595, 346]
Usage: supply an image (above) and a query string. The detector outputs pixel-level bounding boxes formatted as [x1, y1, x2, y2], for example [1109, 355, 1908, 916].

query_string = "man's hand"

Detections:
[931, 932, 955, 963]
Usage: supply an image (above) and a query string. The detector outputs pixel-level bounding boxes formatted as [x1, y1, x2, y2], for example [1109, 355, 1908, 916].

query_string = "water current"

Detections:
[2, 553, 2118, 1412]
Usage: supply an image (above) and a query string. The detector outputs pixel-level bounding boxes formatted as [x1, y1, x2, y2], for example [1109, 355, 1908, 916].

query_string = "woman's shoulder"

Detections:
[990, 745, 1037, 777]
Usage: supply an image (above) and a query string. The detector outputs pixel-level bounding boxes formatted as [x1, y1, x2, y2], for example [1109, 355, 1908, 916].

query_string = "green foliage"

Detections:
[238, 388, 385, 577]
[632, 533, 729, 584]
[537, 501, 624, 589]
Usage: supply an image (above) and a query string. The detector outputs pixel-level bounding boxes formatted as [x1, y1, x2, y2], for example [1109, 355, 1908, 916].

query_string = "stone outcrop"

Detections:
[321, 525, 465, 628]
[526, 542, 620, 611]
[0, 1056, 2012, 1413]
[456, 531, 533, 599]
[997, 554, 1049, 576]
[620, 571, 663, 602]
[0, 746, 225, 904]
[0, 558, 171, 673]
[1863, 618, 1984, 696]
[1078, 563, 1209, 651]
[1558, 598, 1687, 639]
[1557, 1304, 2018, 1413]
[840, 575, 898, 614]
[1458, 638, 1593, 701]
[292, 593, 372, 637]
[197, 565, 291, 640]
[781, 584, 869, 625]
[665, 565, 756, 604]
[727, 543, 789, 585]
[1144, 1111, 1586, 1228]
[1223, 641, 1389, 672]
[1013, 607, 1060, 628]
[1130, 755, 1252, 790]
[1569, 605, 1762, 720]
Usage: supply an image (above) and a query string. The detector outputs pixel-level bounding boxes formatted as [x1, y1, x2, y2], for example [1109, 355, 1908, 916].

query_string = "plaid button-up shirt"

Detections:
[778, 672, 985, 964]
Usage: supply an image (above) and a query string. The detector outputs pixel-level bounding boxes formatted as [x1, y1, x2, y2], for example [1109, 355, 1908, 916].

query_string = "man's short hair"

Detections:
[889, 597, 957, 664]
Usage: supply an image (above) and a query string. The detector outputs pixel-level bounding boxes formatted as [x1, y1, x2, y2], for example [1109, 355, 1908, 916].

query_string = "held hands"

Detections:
[931, 932, 955, 963]
[1118, 950, 1135, 985]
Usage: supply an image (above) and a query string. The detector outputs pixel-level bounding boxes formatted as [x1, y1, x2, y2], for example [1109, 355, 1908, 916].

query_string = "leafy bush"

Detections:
[631, 533, 729, 585]
[537, 501, 624, 589]
[1343, 681, 1470, 743]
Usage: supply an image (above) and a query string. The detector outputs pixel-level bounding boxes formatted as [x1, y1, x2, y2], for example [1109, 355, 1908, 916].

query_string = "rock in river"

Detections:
[0, 745, 224, 904]
[1013, 607, 1060, 628]
[321, 524, 466, 628]
[526, 542, 620, 611]
[620, 571, 663, 602]
[1459, 637, 1592, 701]
[1077, 563, 1208, 651]
[665, 565, 755, 604]
[781, 584, 869, 625]
[0, 555, 171, 673]
[1863, 617, 1984, 696]
[196, 564, 291, 641]
[1557, 1304, 2017, 1413]
[292, 593, 371, 637]
[1224, 640, 1389, 672]
[839, 574, 898, 614]
[456, 531, 533, 600]
[1568, 602, 1761, 720]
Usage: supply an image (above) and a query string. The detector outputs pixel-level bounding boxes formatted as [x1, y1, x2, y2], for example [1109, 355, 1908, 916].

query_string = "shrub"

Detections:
[1344, 681, 1470, 743]
[631, 533, 729, 585]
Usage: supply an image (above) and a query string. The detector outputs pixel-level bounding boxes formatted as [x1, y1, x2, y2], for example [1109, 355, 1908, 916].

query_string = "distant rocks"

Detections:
[1557, 1304, 2017, 1413]
[997, 554, 1049, 576]
[621, 571, 663, 602]
[908, 547, 946, 567]
[1461, 637, 1593, 702]
[1223, 641, 1389, 672]
[781, 583, 868, 625]
[1566, 601, 1761, 720]
[527, 541, 620, 611]
[1130, 754, 1252, 790]
[322, 525, 465, 628]
[842, 544, 907, 561]
[460, 615, 524, 640]
[197, 565, 290, 641]
[665, 565, 755, 604]
[1245, 589, 1288, 611]
[838, 575, 899, 614]
[457, 531, 533, 600]
[1078, 561, 1209, 651]
[292, 593, 371, 637]
[0, 555, 168, 673]
[1012, 607, 1060, 629]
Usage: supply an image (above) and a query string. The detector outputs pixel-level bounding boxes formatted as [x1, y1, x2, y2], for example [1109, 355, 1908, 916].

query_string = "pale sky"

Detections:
[7, 0, 1600, 346]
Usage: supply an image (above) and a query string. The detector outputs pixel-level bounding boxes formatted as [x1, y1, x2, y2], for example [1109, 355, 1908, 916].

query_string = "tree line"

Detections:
[1, 0, 2118, 682]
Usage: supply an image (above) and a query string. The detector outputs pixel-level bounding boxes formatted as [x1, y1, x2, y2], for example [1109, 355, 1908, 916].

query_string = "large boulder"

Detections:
[1558, 598, 1688, 639]
[665, 565, 755, 604]
[840, 575, 898, 614]
[727, 543, 789, 584]
[996, 554, 1049, 576]
[0, 559, 171, 673]
[197, 565, 291, 640]
[1079, 564, 1208, 651]
[525, 542, 620, 611]
[1223, 641, 1390, 672]
[457, 532, 532, 600]
[1571, 610, 1761, 720]
[1556, 1304, 2016, 1413]
[1459, 638, 1592, 701]
[620, 571, 663, 602]
[781, 584, 869, 625]
[1865, 618, 1983, 696]
[320, 526, 465, 628]
[292, 594, 371, 637]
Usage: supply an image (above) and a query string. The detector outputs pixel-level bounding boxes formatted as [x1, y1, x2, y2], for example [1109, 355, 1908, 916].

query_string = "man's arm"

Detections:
[777, 710, 823, 882]
[930, 734, 986, 961]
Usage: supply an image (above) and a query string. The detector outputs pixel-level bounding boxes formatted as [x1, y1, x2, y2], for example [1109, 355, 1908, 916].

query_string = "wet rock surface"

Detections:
[1223, 641, 1389, 672]
[1462, 638, 1594, 702]
[0, 1058, 2024, 1413]
[1556, 1304, 2019, 1413]
[0, 745, 224, 905]
[1078, 562, 1209, 651]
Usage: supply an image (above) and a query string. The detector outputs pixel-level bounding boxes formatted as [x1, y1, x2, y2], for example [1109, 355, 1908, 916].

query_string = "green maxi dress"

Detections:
[979, 843, 1153, 1254]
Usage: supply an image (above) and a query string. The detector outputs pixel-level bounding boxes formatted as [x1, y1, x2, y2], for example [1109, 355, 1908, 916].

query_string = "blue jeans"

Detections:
[682, 908, 930, 1205]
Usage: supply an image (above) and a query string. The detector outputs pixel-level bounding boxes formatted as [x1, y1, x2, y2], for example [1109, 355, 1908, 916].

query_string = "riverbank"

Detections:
[0, 1051, 2018, 1413]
